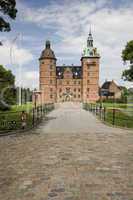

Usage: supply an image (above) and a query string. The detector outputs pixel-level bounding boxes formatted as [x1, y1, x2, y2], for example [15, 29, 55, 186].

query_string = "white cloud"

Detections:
[0, 39, 36, 89]
[17, 0, 133, 88]
[15, 70, 39, 90]
[0, 40, 33, 66]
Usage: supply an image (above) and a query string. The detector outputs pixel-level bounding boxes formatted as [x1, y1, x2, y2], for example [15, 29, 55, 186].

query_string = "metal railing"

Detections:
[0, 103, 54, 133]
[83, 103, 133, 128]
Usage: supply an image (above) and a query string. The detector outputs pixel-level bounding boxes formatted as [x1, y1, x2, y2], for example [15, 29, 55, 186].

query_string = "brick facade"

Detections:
[39, 32, 100, 104]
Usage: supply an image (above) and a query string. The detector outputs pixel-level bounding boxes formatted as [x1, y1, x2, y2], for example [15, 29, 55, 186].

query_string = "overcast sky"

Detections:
[0, 0, 133, 89]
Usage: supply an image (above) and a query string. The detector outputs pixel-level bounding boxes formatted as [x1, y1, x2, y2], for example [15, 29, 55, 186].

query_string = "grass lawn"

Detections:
[100, 102, 133, 109]
[11, 102, 33, 112]
[0, 103, 54, 132]
[0, 103, 34, 131]
[83, 102, 133, 129]
[105, 109, 133, 128]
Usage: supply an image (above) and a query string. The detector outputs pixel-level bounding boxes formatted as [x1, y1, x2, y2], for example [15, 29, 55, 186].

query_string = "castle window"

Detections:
[88, 72, 90, 76]
[74, 88, 76, 92]
[87, 88, 90, 92]
[78, 95, 80, 98]
[50, 88, 53, 92]
[87, 80, 90, 84]
[41, 61, 44, 64]
[78, 88, 80, 92]
[50, 71, 52, 76]
[50, 94, 53, 99]
[67, 81, 69, 85]
[59, 88, 62, 93]
[74, 94, 76, 98]
[50, 65, 53, 70]
[66, 88, 70, 93]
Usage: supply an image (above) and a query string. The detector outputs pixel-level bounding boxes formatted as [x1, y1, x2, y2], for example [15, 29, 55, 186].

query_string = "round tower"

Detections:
[39, 41, 57, 104]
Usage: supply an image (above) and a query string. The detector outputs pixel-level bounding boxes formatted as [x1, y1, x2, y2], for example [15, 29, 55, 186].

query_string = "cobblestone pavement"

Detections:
[0, 102, 133, 200]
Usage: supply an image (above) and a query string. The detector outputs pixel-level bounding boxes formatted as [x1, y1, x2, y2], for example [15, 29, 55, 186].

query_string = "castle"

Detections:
[39, 31, 100, 103]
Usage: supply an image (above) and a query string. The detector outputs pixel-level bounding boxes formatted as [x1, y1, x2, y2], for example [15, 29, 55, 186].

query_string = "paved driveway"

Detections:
[37, 102, 131, 134]
[0, 102, 133, 200]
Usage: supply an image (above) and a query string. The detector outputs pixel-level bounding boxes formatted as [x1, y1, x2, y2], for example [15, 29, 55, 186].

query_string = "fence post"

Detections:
[99, 103, 102, 119]
[96, 105, 98, 115]
[36, 106, 39, 122]
[103, 107, 106, 121]
[112, 108, 115, 125]
[32, 108, 35, 127]
[41, 105, 43, 119]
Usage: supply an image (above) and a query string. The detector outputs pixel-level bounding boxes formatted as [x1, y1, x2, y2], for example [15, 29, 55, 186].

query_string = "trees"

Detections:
[122, 41, 133, 82]
[0, 0, 17, 32]
[0, 65, 16, 110]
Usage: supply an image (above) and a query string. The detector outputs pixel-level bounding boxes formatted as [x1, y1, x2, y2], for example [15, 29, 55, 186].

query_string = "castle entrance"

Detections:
[62, 93, 73, 102]
[65, 94, 71, 102]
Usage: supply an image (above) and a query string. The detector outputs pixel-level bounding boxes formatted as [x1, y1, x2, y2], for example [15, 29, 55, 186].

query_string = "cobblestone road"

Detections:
[0, 102, 133, 200]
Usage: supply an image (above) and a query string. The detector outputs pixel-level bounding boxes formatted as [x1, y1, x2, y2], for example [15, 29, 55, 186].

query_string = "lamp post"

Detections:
[33, 91, 38, 109]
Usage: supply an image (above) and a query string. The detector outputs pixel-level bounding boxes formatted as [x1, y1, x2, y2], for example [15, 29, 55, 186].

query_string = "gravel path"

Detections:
[0, 102, 133, 200]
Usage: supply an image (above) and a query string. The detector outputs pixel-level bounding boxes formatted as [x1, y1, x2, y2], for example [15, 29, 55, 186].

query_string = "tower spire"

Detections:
[89, 23, 92, 35]
[46, 40, 51, 49]
[87, 25, 93, 47]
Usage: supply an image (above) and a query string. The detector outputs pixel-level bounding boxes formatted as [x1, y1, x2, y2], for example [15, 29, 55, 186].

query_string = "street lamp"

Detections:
[33, 90, 42, 109]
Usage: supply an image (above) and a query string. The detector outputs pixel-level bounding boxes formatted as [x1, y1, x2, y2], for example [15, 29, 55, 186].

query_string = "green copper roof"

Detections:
[82, 30, 100, 58]
[82, 46, 100, 57]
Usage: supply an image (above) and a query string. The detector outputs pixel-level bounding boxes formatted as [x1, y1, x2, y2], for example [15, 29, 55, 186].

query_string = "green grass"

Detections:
[0, 104, 34, 131]
[11, 102, 33, 112]
[0, 102, 33, 114]
[0, 109, 33, 131]
[99, 102, 133, 110]
[0, 103, 32, 131]
[105, 109, 133, 128]
[0, 103, 55, 132]
[83, 103, 133, 129]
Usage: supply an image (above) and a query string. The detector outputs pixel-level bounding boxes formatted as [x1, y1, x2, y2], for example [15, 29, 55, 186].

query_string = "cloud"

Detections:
[16, 0, 133, 88]
[0, 39, 36, 89]
[15, 70, 39, 90]
[0, 40, 33, 66]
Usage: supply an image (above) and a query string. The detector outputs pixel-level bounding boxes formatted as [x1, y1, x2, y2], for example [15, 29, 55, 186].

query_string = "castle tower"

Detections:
[81, 30, 100, 103]
[39, 41, 57, 103]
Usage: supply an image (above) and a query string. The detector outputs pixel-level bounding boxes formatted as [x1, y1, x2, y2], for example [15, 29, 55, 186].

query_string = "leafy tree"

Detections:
[0, 0, 17, 32]
[0, 65, 15, 110]
[121, 87, 129, 103]
[122, 41, 133, 82]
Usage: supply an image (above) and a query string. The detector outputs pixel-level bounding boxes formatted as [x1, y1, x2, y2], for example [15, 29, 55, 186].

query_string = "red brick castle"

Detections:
[39, 31, 100, 103]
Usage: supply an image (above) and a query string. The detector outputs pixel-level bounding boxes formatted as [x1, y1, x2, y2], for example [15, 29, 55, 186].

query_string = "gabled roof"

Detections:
[101, 81, 112, 89]
[56, 66, 82, 79]
[101, 80, 124, 91]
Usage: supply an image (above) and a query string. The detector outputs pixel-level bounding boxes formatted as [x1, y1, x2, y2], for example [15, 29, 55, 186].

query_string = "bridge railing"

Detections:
[0, 103, 54, 134]
[83, 103, 133, 129]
